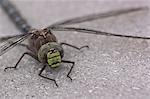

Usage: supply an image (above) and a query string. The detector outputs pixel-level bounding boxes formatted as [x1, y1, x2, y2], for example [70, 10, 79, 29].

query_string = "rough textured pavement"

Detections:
[0, 0, 150, 99]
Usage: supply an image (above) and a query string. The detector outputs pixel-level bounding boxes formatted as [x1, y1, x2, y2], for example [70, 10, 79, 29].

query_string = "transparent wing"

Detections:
[0, 33, 31, 56]
[50, 26, 150, 40]
[49, 7, 148, 27]
[0, 34, 27, 42]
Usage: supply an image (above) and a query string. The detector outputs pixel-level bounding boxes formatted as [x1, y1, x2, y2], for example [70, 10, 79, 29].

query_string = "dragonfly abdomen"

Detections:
[0, 0, 31, 33]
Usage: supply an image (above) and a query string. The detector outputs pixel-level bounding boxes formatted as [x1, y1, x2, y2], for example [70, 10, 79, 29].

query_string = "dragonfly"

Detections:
[0, 0, 149, 87]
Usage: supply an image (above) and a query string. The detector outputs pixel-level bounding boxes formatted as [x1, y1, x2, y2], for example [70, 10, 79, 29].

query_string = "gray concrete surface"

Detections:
[0, 0, 150, 99]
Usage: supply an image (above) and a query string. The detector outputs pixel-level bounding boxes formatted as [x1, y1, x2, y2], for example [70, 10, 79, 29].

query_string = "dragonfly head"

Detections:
[47, 48, 61, 68]
[38, 42, 64, 68]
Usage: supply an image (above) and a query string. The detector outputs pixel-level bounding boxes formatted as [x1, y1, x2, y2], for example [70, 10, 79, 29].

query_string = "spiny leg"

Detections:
[62, 60, 75, 81]
[4, 52, 38, 71]
[38, 65, 58, 87]
[60, 43, 89, 51]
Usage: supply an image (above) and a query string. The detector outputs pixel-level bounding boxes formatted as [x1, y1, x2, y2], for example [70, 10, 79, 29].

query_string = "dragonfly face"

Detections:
[47, 48, 62, 68]
[38, 42, 64, 68]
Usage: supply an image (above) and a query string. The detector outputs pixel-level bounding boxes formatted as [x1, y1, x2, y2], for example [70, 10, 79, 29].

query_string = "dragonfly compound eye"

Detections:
[47, 49, 61, 68]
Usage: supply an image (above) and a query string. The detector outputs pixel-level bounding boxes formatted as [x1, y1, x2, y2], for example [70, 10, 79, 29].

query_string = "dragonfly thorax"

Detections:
[38, 42, 64, 68]
[28, 28, 58, 54]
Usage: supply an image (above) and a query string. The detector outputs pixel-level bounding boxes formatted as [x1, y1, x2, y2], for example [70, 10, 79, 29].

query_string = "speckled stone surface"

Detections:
[0, 0, 150, 99]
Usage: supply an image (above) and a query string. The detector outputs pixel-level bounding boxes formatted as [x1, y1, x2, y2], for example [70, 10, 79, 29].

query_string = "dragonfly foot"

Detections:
[67, 75, 73, 81]
[61, 43, 89, 51]
[54, 80, 59, 87]
[79, 45, 89, 50]
[4, 67, 17, 72]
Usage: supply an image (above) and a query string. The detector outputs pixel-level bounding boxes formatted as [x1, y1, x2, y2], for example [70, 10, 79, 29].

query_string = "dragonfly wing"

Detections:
[49, 7, 148, 27]
[0, 34, 27, 42]
[0, 33, 31, 56]
[50, 26, 150, 40]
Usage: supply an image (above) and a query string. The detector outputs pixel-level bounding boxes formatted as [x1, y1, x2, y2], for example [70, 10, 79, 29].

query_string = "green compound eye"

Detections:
[47, 50, 61, 68]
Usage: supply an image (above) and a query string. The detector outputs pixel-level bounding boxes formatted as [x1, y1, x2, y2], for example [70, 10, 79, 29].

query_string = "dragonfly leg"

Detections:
[62, 60, 75, 81]
[39, 65, 58, 87]
[4, 52, 38, 71]
[60, 42, 89, 50]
